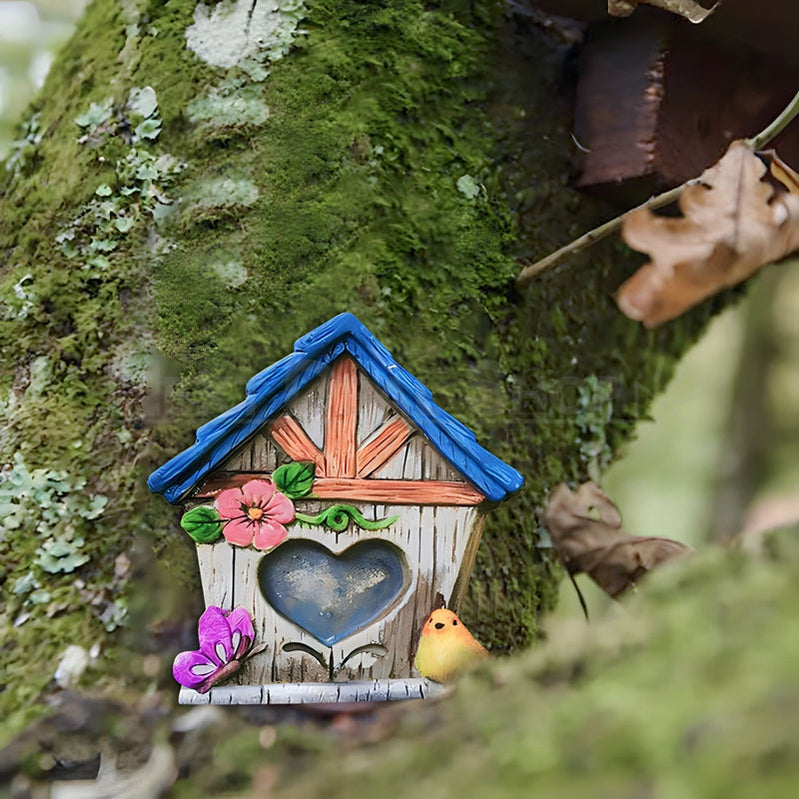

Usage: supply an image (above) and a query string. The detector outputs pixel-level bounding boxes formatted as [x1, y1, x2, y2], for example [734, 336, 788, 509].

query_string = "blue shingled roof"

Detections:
[148, 313, 524, 504]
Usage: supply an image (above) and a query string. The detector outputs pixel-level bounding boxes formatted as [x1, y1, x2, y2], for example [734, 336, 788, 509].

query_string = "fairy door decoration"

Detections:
[148, 313, 523, 704]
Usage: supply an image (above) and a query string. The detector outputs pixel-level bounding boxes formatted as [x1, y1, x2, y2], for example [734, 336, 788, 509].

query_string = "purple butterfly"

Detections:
[173, 606, 264, 693]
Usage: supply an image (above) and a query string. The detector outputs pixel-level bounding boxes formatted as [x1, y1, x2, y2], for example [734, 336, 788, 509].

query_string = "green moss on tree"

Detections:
[0, 0, 719, 744]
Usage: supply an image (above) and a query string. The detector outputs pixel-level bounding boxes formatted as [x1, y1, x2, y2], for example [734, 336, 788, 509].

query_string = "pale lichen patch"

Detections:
[108, 338, 157, 387]
[187, 87, 269, 128]
[117, 0, 143, 78]
[211, 253, 249, 288]
[186, 0, 308, 69]
[185, 175, 259, 212]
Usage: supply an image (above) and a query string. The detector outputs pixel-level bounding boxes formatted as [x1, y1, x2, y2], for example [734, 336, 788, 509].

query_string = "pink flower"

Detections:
[214, 479, 294, 550]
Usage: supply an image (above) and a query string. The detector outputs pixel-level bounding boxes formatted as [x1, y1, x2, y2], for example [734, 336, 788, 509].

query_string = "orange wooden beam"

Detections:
[356, 417, 414, 478]
[325, 357, 358, 478]
[195, 474, 485, 506]
[268, 416, 326, 476]
[312, 478, 484, 506]
[196, 473, 266, 497]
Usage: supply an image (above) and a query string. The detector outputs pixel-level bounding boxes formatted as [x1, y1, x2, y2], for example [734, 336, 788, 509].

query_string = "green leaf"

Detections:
[135, 118, 161, 141]
[85, 495, 108, 519]
[60, 241, 79, 259]
[35, 538, 90, 574]
[181, 506, 224, 544]
[152, 201, 176, 224]
[74, 99, 113, 130]
[136, 162, 159, 181]
[89, 238, 118, 253]
[29, 589, 52, 605]
[273, 462, 315, 499]
[240, 58, 270, 82]
[95, 184, 113, 197]
[114, 216, 136, 233]
[98, 200, 119, 219]
[128, 86, 158, 119]
[85, 255, 110, 271]
[13, 572, 38, 596]
[115, 427, 133, 443]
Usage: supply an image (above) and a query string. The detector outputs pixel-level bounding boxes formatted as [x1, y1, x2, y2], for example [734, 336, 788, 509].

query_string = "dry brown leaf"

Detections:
[766, 150, 799, 195]
[543, 482, 693, 598]
[617, 141, 799, 327]
[608, 0, 719, 23]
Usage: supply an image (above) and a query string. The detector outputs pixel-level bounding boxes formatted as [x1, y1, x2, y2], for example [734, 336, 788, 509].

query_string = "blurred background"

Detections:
[4, 0, 799, 612]
[605, 267, 799, 548]
[0, 0, 86, 154]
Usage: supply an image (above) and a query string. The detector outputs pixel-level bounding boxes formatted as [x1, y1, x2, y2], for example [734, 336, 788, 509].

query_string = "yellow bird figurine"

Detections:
[414, 608, 489, 682]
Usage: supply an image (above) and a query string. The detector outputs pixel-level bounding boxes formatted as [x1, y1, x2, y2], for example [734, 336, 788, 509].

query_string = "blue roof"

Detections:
[148, 313, 524, 504]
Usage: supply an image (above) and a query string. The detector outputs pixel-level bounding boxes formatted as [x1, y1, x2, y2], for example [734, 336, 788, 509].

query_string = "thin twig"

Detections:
[516, 87, 799, 290]
[568, 570, 589, 621]
[516, 183, 692, 289]
[747, 88, 799, 151]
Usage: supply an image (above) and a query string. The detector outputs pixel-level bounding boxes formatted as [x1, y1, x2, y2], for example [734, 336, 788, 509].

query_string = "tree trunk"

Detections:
[0, 0, 715, 743]
[711, 269, 781, 543]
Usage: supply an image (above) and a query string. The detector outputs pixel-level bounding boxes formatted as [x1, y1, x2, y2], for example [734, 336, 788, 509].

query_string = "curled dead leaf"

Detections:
[617, 141, 799, 327]
[766, 150, 799, 195]
[543, 482, 693, 598]
[607, 0, 719, 23]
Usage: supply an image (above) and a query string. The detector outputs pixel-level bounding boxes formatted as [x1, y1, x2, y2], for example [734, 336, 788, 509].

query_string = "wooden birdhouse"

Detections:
[148, 313, 523, 704]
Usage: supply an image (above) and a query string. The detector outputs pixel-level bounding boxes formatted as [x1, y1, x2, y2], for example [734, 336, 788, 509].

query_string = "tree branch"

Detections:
[515, 182, 694, 289]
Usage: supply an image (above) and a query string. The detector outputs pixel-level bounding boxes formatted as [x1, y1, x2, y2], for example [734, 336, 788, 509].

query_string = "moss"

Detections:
[0, 0, 204, 741]
[148, 0, 712, 651]
[0, 0, 719, 745]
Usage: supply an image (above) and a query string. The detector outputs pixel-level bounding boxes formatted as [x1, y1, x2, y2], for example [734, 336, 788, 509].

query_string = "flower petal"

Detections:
[263, 490, 295, 524]
[223, 518, 254, 547]
[173, 649, 220, 690]
[227, 606, 255, 642]
[240, 479, 275, 508]
[215, 487, 246, 519]
[198, 605, 233, 663]
[252, 520, 288, 551]
[191, 662, 217, 677]
[227, 606, 255, 658]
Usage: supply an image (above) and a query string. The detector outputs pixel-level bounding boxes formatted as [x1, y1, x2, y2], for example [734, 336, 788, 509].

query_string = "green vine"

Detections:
[294, 505, 399, 533]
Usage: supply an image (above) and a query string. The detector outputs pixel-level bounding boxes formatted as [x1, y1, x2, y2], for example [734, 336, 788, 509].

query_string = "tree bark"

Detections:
[0, 0, 717, 744]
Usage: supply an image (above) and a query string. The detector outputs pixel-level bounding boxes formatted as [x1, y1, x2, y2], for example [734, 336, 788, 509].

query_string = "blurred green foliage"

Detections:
[604, 305, 743, 545]
[262, 533, 799, 799]
[0, 1, 87, 156]
[605, 262, 799, 548]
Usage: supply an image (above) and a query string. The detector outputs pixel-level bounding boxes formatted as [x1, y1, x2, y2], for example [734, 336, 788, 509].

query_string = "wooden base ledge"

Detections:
[179, 679, 451, 705]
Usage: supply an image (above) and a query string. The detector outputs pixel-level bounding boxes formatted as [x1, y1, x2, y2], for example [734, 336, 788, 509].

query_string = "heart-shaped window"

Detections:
[258, 539, 409, 646]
